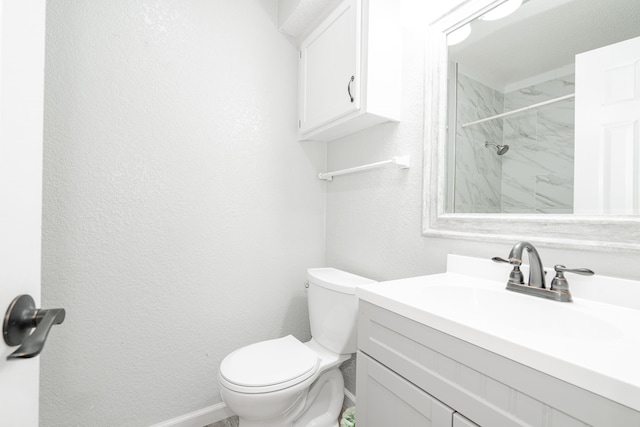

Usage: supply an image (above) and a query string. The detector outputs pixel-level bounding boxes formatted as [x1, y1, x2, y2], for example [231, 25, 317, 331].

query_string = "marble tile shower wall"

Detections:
[454, 72, 575, 213]
[454, 73, 504, 213]
[501, 74, 575, 213]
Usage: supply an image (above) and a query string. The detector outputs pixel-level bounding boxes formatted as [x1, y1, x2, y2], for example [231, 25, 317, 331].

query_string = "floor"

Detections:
[208, 416, 239, 427]
[207, 404, 348, 427]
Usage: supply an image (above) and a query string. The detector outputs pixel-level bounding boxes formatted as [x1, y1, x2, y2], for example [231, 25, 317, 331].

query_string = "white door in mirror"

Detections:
[574, 35, 640, 215]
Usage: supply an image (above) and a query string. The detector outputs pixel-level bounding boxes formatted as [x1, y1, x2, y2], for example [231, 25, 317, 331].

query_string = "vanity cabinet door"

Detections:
[298, 0, 360, 135]
[357, 351, 454, 427]
[453, 413, 480, 427]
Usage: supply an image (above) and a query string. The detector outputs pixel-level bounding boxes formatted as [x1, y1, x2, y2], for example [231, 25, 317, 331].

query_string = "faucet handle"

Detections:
[550, 265, 595, 292]
[492, 257, 524, 284]
[491, 256, 521, 266]
[554, 265, 595, 276]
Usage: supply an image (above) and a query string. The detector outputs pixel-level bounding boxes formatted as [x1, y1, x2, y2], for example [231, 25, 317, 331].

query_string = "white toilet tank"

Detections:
[306, 268, 376, 355]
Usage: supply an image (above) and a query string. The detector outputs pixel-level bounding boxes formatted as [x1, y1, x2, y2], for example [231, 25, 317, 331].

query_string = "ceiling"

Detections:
[448, 0, 640, 89]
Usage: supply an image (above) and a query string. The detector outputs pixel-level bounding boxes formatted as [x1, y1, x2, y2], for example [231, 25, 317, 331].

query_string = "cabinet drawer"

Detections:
[358, 301, 640, 427]
[357, 351, 454, 427]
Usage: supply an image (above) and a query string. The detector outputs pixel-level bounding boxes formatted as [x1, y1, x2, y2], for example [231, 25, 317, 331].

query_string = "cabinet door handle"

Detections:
[347, 75, 355, 103]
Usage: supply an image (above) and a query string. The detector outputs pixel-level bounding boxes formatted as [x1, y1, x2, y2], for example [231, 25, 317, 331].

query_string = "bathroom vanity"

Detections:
[356, 255, 640, 426]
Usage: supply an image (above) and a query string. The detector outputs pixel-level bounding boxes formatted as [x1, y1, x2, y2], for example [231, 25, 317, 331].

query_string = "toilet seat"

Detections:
[219, 335, 320, 394]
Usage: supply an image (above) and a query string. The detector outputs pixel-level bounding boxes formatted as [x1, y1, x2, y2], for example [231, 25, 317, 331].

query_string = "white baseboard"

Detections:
[343, 388, 356, 407]
[150, 389, 357, 427]
[149, 402, 234, 427]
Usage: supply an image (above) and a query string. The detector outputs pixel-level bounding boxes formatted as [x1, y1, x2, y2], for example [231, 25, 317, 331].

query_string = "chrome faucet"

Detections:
[493, 241, 594, 302]
[492, 241, 546, 288]
[509, 241, 545, 288]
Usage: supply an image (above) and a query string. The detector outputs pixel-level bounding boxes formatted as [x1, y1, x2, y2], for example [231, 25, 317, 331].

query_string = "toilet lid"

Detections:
[220, 335, 319, 391]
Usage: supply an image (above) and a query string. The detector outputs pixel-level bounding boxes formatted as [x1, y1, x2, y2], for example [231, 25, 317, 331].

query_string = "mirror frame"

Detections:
[421, 0, 640, 253]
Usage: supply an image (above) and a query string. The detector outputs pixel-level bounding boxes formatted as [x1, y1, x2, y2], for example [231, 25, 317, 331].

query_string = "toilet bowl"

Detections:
[218, 268, 376, 427]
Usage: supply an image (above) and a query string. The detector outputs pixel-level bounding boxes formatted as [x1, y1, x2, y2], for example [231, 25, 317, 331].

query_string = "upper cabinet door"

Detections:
[298, 0, 360, 135]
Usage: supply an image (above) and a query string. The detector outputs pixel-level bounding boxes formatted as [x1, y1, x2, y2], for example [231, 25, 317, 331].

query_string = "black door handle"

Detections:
[3, 295, 65, 360]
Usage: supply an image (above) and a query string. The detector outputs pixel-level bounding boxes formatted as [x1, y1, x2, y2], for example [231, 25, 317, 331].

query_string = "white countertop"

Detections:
[356, 255, 640, 412]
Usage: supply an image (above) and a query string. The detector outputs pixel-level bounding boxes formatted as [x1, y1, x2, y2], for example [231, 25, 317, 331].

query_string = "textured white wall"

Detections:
[39, 0, 640, 423]
[41, 0, 325, 425]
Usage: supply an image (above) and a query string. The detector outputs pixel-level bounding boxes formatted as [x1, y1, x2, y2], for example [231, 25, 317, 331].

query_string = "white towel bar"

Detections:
[318, 156, 410, 181]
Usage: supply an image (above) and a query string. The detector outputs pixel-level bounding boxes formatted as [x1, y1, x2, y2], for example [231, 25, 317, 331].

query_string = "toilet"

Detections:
[218, 268, 376, 427]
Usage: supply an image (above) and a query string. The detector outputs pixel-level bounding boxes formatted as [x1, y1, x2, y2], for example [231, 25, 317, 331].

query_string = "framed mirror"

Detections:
[422, 0, 640, 252]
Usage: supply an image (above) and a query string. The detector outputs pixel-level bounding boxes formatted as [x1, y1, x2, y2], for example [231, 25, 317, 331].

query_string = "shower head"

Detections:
[485, 141, 509, 156]
[496, 145, 509, 155]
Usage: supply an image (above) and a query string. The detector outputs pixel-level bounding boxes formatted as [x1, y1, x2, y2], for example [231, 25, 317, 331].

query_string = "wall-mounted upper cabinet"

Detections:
[296, 0, 401, 142]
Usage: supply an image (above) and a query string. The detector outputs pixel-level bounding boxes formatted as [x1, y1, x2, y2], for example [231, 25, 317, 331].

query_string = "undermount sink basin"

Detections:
[414, 283, 623, 341]
[356, 255, 640, 412]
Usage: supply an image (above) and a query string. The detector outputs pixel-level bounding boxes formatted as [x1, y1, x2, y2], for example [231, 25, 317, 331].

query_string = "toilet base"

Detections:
[237, 368, 345, 427]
